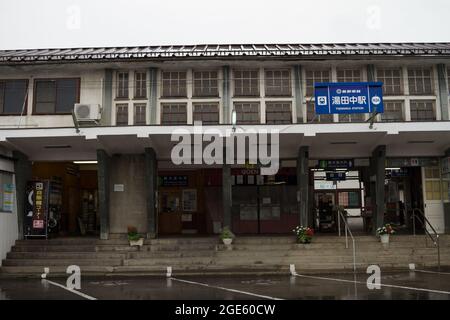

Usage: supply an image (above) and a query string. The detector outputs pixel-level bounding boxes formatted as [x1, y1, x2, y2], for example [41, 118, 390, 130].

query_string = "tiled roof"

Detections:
[0, 43, 449, 64]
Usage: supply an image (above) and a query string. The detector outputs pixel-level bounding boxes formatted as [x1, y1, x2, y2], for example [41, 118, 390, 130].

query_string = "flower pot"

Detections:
[222, 238, 233, 245]
[380, 234, 390, 244]
[129, 238, 144, 247]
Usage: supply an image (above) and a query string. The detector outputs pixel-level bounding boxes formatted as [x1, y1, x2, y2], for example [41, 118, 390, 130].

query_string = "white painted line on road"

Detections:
[170, 277, 283, 300]
[44, 279, 97, 300]
[293, 273, 450, 296]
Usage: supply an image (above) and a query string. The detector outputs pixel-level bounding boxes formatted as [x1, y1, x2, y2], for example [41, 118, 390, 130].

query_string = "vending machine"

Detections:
[24, 180, 50, 238]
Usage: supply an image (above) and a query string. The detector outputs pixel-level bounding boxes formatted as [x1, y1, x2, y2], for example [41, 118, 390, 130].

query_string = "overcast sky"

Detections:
[0, 0, 449, 50]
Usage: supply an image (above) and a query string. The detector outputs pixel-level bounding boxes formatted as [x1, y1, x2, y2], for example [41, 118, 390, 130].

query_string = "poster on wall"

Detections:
[24, 180, 50, 238]
[182, 189, 197, 212]
[3, 183, 14, 212]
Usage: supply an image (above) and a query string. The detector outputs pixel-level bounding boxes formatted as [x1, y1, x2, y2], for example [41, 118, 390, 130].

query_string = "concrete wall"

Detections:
[109, 154, 147, 234]
[0, 150, 18, 265]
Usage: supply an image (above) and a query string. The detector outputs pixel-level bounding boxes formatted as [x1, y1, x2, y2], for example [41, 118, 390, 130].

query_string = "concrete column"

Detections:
[222, 66, 231, 124]
[293, 65, 304, 123]
[144, 148, 158, 238]
[437, 64, 449, 121]
[370, 145, 386, 234]
[148, 67, 158, 124]
[12, 151, 32, 240]
[367, 64, 376, 81]
[297, 146, 309, 226]
[222, 162, 232, 229]
[97, 149, 111, 240]
[101, 69, 113, 126]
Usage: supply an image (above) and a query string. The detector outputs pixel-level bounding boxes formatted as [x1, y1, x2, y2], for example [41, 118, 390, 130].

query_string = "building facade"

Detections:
[0, 43, 449, 250]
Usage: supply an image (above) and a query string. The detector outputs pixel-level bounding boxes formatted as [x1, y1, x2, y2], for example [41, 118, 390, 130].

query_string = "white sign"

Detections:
[113, 184, 124, 192]
[314, 181, 336, 190]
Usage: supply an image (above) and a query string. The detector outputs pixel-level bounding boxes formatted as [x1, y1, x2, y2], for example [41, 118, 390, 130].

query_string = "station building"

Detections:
[0, 43, 450, 260]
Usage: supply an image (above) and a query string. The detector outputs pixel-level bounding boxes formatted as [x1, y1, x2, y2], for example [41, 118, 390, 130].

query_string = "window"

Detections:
[0, 79, 28, 115]
[265, 102, 292, 124]
[233, 102, 260, 124]
[116, 104, 128, 125]
[162, 71, 187, 97]
[338, 191, 360, 208]
[424, 167, 449, 201]
[117, 72, 129, 99]
[305, 70, 330, 96]
[381, 101, 404, 122]
[234, 70, 259, 97]
[447, 68, 450, 94]
[193, 103, 219, 124]
[134, 72, 147, 99]
[338, 113, 365, 123]
[265, 70, 291, 96]
[193, 71, 218, 97]
[408, 68, 433, 95]
[337, 69, 361, 82]
[306, 102, 333, 123]
[0, 171, 14, 212]
[410, 100, 435, 121]
[134, 103, 146, 125]
[34, 79, 79, 114]
[161, 103, 187, 125]
[377, 69, 403, 95]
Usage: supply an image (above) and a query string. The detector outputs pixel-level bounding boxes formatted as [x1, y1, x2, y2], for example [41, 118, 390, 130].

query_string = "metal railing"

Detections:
[337, 209, 357, 272]
[412, 208, 441, 272]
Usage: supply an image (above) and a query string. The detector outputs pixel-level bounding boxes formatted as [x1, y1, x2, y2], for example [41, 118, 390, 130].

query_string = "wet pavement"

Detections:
[1, 270, 450, 300]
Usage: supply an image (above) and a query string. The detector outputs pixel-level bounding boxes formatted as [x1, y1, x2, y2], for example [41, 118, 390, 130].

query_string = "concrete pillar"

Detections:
[222, 162, 232, 229]
[101, 69, 113, 126]
[148, 67, 158, 124]
[437, 64, 449, 121]
[97, 149, 111, 240]
[297, 146, 309, 226]
[222, 66, 231, 124]
[144, 148, 158, 238]
[293, 65, 304, 123]
[367, 64, 376, 81]
[12, 151, 32, 240]
[370, 145, 386, 234]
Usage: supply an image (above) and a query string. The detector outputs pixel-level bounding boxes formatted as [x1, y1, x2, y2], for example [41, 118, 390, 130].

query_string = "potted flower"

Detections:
[293, 226, 314, 244]
[220, 226, 235, 245]
[127, 226, 144, 247]
[376, 223, 395, 244]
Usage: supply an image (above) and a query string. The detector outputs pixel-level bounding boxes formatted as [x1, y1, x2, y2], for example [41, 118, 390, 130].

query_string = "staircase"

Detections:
[1, 235, 449, 278]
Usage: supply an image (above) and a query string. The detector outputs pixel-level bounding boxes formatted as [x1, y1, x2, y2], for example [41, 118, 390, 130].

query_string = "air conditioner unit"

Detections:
[74, 104, 102, 121]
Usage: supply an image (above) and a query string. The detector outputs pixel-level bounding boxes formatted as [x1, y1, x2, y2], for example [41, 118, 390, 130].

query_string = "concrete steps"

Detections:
[1, 235, 449, 278]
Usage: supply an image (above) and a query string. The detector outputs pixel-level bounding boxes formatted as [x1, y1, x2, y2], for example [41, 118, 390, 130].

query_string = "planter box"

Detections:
[222, 238, 233, 246]
[129, 238, 144, 247]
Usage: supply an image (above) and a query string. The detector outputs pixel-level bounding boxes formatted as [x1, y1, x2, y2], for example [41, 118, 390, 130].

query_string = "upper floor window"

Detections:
[0, 79, 28, 115]
[162, 71, 187, 98]
[233, 70, 259, 97]
[339, 113, 365, 123]
[337, 68, 361, 82]
[193, 103, 219, 125]
[234, 102, 260, 124]
[117, 72, 129, 99]
[305, 70, 330, 96]
[265, 69, 291, 96]
[34, 78, 80, 114]
[265, 102, 292, 124]
[381, 101, 404, 122]
[307, 101, 333, 123]
[134, 103, 146, 125]
[193, 71, 218, 97]
[410, 100, 435, 121]
[116, 104, 128, 126]
[377, 68, 403, 95]
[161, 103, 187, 125]
[408, 68, 433, 95]
[134, 71, 147, 99]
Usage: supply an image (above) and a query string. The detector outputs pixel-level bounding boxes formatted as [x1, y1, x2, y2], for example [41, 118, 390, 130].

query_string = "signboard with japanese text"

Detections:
[326, 172, 347, 181]
[314, 82, 384, 115]
[160, 175, 188, 187]
[318, 159, 354, 169]
[24, 180, 50, 238]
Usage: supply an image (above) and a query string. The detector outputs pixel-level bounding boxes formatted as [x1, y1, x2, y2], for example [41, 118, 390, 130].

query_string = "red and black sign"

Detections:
[24, 180, 49, 238]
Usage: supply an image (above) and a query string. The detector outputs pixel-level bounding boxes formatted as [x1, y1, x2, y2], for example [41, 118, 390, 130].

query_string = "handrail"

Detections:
[337, 208, 357, 272]
[412, 208, 440, 272]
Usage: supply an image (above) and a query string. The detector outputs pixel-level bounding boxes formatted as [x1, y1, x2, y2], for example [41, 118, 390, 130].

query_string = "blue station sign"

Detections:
[314, 82, 384, 115]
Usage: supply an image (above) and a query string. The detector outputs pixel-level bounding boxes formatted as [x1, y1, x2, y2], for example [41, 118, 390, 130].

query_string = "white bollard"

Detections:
[409, 263, 416, 271]
[166, 266, 172, 278]
[41, 267, 50, 279]
[289, 264, 296, 276]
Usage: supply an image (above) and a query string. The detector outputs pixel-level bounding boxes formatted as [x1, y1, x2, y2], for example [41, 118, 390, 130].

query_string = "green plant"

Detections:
[127, 225, 142, 241]
[220, 226, 235, 240]
[376, 223, 395, 236]
[293, 226, 314, 244]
